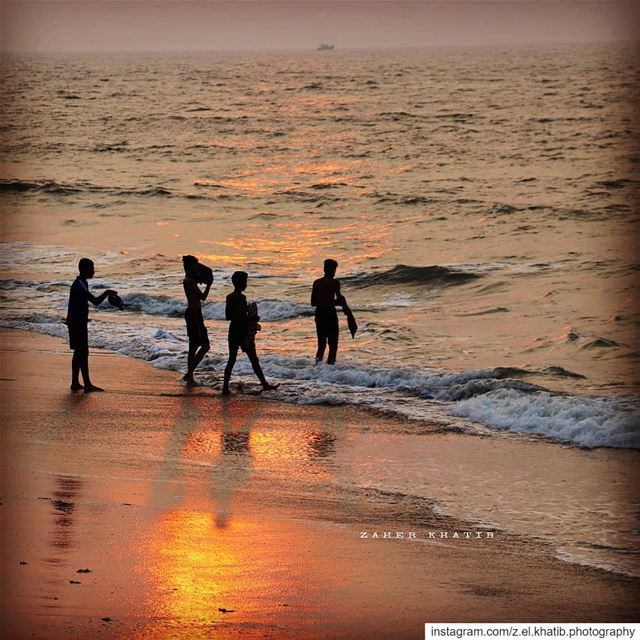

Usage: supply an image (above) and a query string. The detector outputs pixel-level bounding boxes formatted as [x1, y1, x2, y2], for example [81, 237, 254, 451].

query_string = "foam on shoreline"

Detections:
[3, 316, 638, 450]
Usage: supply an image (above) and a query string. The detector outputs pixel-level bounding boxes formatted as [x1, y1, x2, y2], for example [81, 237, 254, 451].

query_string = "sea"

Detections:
[1, 43, 639, 575]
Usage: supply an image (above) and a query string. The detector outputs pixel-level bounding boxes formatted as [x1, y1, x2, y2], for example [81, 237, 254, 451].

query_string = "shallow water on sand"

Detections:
[1, 44, 639, 447]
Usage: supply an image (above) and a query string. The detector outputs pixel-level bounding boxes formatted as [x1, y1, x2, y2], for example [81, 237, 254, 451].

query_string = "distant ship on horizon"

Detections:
[317, 43, 335, 51]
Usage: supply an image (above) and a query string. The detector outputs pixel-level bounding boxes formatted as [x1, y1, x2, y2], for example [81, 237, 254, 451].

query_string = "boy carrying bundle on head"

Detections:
[182, 254, 211, 386]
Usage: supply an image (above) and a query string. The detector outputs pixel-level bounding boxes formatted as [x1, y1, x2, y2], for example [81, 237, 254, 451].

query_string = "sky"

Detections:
[1, 1, 639, 53]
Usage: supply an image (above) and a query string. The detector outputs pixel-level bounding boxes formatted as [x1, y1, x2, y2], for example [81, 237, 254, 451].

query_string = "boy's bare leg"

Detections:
[184, 343, 209, 384]
[247, 347, 278, 391]
[80, 348, 103, 392]
[70, 349, 83, 391]
[327, 333, 339, 365]
[183, 346, 197, 382]
[315, 334, 326, 363]
[222, 346, 238, 395]
[193, 343, 210, 371]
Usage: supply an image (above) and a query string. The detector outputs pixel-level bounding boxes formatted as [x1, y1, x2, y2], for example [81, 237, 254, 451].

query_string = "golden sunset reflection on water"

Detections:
[292, 160, 360, 179]
[277, 95, 342, 120]
[193, 159, 361, 195]
[198, 250, 249, 267]
[3, 27, 640, 635]
[194, 171, 288, 195]
[199, 217, 392, 274]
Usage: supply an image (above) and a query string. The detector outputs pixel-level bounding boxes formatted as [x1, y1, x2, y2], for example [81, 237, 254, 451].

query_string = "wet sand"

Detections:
[1, 328, 638, 639]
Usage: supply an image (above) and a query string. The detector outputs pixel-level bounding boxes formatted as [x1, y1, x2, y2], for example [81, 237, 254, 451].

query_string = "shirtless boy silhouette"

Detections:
[182, 255, 211, 385]
[222, 271, 278, 395]
[66, 258, 117, 392]
[311, 258, 344, 364]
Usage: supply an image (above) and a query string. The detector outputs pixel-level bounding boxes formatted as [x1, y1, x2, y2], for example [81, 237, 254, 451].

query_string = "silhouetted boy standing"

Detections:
[66, 258, 116, 392]
[311, 258, 346, 364]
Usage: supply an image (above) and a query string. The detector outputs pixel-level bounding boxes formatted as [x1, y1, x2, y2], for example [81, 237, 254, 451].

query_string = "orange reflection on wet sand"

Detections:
[129, 397, 351, 637]
[134, 507, 338, 639]
[139, 509, 244, 627]
[249, 430, 333, 483]
[182, 427, 223, 460]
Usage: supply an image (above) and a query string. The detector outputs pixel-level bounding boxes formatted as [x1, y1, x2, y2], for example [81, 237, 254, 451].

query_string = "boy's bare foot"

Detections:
[182, 372, 200, 387]
[70, 383, 83, 392]
[84, 384, 104, 393]
[262, 383, 280, 391]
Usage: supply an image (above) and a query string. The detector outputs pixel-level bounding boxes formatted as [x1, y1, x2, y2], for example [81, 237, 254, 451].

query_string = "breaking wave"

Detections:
[449, 388, 639, 448]
[3, 311, 638, 450]
[342, 264, 481, 288]
[121, 293, 313, 322]
[0, 179, 82, 195]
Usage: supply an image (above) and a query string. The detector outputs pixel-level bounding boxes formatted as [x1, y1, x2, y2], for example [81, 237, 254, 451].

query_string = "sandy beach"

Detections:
[1, 328, 638, 639]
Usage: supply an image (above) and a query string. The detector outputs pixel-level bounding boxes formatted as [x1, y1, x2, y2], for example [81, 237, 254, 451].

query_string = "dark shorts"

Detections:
[228, 323, 248, 353]
[185, 308, 209, 348]
[68, 323, 88, 351]
[315, 308, 339, 345]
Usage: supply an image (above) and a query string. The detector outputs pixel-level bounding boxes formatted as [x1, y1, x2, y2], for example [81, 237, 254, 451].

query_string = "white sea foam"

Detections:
[0, 242, 636, 451]
[122, 293, 313, 321]
[254, 354, 540, 399]
[554, 548, 640, 579]
[3, 314, 637, 450]
[449, 388, 640, 448]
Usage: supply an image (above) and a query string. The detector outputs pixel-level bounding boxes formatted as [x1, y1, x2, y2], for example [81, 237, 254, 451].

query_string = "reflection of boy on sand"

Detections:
[66, 258, 117, 392]
[222, 271, 278, 396]
[182, 255, 211, 386]
[311, 258, 344, 364]
[209, 400, 258, 528]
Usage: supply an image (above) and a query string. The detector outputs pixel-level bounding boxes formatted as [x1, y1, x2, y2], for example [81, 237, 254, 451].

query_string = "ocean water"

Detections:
[1, 44, 639, 573]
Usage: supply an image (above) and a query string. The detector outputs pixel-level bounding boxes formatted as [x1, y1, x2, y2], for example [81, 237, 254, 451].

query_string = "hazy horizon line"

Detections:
[3, 0, 638, 54]
[3, 37, 639, 56]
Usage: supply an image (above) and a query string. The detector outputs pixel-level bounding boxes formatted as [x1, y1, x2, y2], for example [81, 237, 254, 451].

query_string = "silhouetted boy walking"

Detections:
[222, 271, 277, 395]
